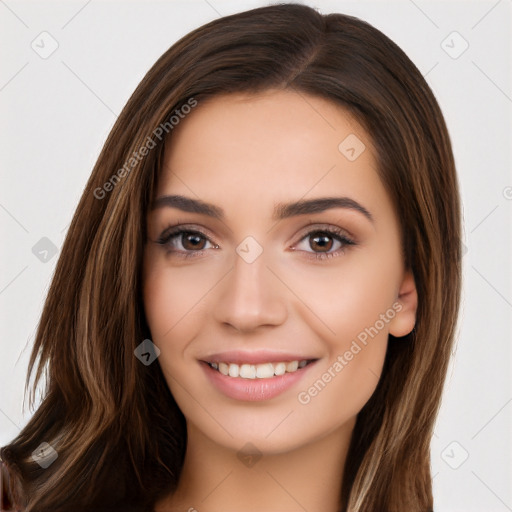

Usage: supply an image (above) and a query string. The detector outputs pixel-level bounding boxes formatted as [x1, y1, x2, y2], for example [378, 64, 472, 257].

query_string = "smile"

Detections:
[201, 358, 318, 401]
[207, 359, 314, 379]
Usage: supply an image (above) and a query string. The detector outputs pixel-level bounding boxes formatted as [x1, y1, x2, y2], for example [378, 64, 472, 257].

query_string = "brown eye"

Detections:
[181, 232, 208, 250]
[292, 226, 356, 261]
[309, 232, 334, 252]
[155, 227, 217, 258]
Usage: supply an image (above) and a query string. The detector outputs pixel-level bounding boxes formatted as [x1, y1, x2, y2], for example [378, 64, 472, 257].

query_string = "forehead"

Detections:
[157, 89, 389, 223]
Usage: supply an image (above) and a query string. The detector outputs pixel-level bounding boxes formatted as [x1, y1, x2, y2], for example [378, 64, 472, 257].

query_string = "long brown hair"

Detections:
[1, 4, 461, 511]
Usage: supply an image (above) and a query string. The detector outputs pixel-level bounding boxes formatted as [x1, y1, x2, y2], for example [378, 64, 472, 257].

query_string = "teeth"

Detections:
[255, 363, 274, 378]
[240, 364, 256, 379]
[286, 360, 298, 372]
[208, 359, 311, 379]
[274, 362, 286, 375]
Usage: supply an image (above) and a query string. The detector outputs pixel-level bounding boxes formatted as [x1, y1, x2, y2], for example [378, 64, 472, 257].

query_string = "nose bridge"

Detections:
[214, 246, 287, 332]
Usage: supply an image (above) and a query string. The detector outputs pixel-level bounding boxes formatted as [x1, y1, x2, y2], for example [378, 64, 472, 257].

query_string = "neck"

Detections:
[156, 417, 355, 512]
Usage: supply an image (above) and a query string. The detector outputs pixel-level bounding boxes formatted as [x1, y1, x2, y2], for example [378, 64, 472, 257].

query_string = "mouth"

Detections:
[200, 357, 319, 401]
[205, 359, 317, 379]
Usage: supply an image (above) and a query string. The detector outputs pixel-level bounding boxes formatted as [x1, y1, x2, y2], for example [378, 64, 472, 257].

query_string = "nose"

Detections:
[213, 250, 288, 333]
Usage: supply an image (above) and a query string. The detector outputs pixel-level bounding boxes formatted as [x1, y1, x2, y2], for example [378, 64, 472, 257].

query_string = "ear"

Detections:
[389, 269, 418, 337]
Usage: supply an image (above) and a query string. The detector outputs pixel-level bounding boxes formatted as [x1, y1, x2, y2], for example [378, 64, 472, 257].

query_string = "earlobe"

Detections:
[389, 270, 418, 338]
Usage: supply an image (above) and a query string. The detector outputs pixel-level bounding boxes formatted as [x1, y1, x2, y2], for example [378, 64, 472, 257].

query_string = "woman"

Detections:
[0, 3, 461, 511]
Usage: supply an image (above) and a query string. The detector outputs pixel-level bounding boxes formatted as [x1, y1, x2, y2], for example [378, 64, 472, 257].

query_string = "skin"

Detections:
[143, 89, 418, 512]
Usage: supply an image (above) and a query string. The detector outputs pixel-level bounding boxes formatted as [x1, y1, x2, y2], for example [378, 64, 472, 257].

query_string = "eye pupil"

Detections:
[182, 232, 205, 250]
[310, 234, 333, 252]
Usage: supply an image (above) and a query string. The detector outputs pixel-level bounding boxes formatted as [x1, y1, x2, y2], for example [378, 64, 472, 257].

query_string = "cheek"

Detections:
[280, 245, 401, 347]
[296, 334, 387, 431]
[142, 255, 229, 400]
[142, 255, 218, 341]
[294, 265, 392, 423]
[142, 265, 203, 395]
[286, 250, 398, 417]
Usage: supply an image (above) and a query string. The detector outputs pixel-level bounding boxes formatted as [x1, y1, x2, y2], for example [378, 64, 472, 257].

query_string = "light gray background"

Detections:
[1, 0, 511, 510]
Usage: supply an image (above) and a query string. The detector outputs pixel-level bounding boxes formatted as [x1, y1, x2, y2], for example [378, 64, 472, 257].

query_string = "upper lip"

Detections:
[200, 350, 319, 365]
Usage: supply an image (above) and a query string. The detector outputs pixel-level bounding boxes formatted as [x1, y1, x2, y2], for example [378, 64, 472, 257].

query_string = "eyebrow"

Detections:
[151, 194, 374, 223]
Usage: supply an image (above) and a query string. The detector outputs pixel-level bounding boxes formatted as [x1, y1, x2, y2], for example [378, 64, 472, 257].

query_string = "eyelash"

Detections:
[154, 224, 356, 261]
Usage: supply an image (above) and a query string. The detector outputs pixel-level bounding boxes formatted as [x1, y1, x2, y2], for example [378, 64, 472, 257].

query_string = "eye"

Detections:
[155, 225, 218, 258]
[154, 224, 355, 261]
[292, 226, 355, 260]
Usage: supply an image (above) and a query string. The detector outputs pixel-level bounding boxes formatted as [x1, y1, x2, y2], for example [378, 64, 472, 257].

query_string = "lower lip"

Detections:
[201, 361, 316, 402]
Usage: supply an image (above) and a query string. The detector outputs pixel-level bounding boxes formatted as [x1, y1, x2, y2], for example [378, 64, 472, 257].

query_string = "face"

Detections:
[142, 89, 417, 454]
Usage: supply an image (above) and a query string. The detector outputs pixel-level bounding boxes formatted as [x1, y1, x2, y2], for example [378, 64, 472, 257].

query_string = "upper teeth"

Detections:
[210, 360, 309, 379]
